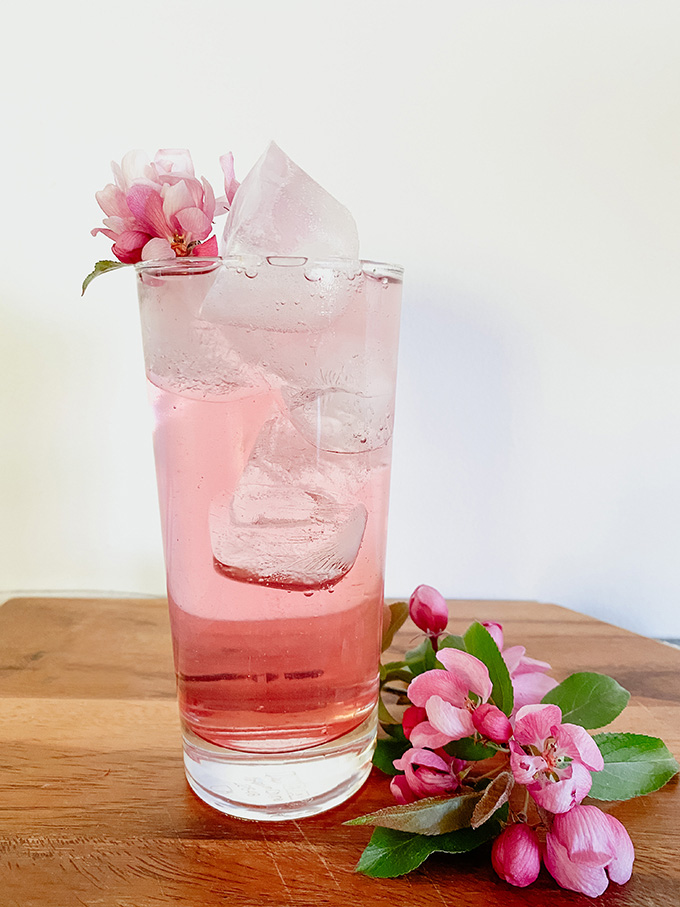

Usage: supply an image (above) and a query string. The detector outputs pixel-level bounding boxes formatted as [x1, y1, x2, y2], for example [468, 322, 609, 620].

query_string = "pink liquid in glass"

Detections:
[143, 263, 401, 755]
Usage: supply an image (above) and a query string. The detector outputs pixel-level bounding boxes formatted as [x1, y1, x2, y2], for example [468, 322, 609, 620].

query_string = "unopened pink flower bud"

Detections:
[492, 823, 542, 888]
[409, 585, 448, 635]
[472, 702, 513, 743]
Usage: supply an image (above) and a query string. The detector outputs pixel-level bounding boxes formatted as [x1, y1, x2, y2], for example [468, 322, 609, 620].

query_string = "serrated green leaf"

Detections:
[589, 732, 679, 800]
[346, 791, 481, 835]
[373, 738, 410, 774]
[405, 637, 438, 676]
[355, 812, 505, 878]
[541, 672, 630, 729]
[463, 622, 514, 716]
[437, 634, 467, 652]
[444, 736, 499, 761]
[81, 260, 129, 295]
[382, 601, 409, 652]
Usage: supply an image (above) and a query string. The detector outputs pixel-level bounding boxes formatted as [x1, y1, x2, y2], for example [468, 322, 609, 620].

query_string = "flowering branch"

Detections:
[348, 586, 679, 896]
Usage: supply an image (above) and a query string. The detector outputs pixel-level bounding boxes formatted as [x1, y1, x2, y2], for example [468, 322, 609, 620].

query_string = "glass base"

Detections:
[182, 709, 377, 820]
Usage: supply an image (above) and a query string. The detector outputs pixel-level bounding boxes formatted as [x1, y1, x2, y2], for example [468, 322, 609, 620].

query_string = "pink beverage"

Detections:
[137, 256, 402, 817]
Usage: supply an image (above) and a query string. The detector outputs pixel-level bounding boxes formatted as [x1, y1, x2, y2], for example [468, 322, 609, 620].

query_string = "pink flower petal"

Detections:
[472, 702, 512, 742]
[513, 703, 563, 746]
[426, 695, 475, 740]
[529, 762, 592, 814]
[393, 746, 451, 773]
[154, 148, 195, 177]
[435, 649, 493, 702]
[602, 813, 634, 884]
[551, 806, 617, 865]
[118, 149, 154, 190]
[556, 723, 604, 772]
[193, 235, 218, 257]
[126, 185, 171, 238]
[95, 183, 129, 219]
[482, 621, 504, 650]
[402, 705, 428, 741]
[162, 180, 196, 226]
[501, 645, 525, 674]
[176, 207, 212, 241]
[141, 237, 175, 260]
[409, 720, 452, 749]
[408, 669, 468, 708]
[509, 740, 547, 785]
[545, 830, 609, 897]
[512, 653, 553, 676]
[512, 672, 559, 711]
[390, 774, 416, 804]
[220, 151, 240, 205]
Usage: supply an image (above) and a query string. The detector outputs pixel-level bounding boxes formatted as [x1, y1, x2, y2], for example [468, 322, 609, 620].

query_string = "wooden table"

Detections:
[1, 596, 678, 906]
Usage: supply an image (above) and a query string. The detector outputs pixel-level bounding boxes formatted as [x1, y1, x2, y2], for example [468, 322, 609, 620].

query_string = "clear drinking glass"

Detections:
[136, 255, 402, 819]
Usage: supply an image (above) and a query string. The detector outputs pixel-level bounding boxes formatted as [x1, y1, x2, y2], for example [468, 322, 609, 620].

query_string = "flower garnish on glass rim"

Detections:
[348, 588, 679, 897]
[82, 148, 239, 294]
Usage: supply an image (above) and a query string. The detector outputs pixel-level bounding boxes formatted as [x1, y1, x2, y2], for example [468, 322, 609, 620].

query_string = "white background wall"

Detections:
[1, 1, 678, 637]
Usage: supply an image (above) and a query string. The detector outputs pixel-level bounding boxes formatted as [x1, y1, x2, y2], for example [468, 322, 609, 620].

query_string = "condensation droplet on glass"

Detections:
[303, 591, 314, 597]
[382, 277, 389, 288]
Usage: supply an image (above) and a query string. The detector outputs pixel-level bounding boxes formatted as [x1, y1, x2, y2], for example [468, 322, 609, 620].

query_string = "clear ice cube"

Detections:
[199, 258, 360, 333]
[284, 387, 394, 453]
[222, 142, 359, 260]
[209, 415, 368, 589]
[138, 264, 265, 399]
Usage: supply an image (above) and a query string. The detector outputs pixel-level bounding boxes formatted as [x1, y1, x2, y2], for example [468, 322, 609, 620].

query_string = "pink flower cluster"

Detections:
[92, 149, 239, 264]
[391, 586, 634, 897]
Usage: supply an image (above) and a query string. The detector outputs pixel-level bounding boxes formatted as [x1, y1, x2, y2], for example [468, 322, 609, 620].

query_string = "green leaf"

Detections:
[382, 601, 409, 652]
[81, 260, 129, 295]
[405, 638, 438, 676]
[437, 634, 467, 652]
[444, 736, 499, 761]
[373, 738, 410, 774]
[541, 672, 630, 729]
[588, 732, 679, 800]
[355, 811, 505, 878]
[380, 660, 413, 684]
[463, 622, 514, 716]
[346, 791, 482, 835]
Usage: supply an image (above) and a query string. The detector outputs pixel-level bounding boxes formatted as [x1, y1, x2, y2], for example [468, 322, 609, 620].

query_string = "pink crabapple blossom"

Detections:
[390, 747, 465, 803]
[491, 823, 542, 888]
[92, 148, 234, 264]
[544, 805, 634, 897]
[482, 621, 558, 712]
[510, 703, 604, 813]
[406, 649, 495, 748]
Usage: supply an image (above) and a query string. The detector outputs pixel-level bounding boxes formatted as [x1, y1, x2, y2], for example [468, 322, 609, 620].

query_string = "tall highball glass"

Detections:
[136, 255, 402, 820]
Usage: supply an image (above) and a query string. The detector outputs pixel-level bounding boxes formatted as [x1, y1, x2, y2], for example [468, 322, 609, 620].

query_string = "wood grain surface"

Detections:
[0, 596, 678, 906]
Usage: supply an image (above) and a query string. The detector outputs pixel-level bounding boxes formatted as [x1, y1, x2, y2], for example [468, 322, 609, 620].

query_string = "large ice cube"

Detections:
[222, 142, 360, 260]
[138, 263, 265, 399]
[284, 386, 395, 453]
[209, 415, 368, 589]
[199, 258, 360, 333]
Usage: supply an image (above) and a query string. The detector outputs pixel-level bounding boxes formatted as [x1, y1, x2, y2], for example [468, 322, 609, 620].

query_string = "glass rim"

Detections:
[134, 255, 404, 279]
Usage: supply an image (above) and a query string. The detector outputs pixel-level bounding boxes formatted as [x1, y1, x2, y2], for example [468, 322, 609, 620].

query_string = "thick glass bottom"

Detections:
[182, 708, 377, 820]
